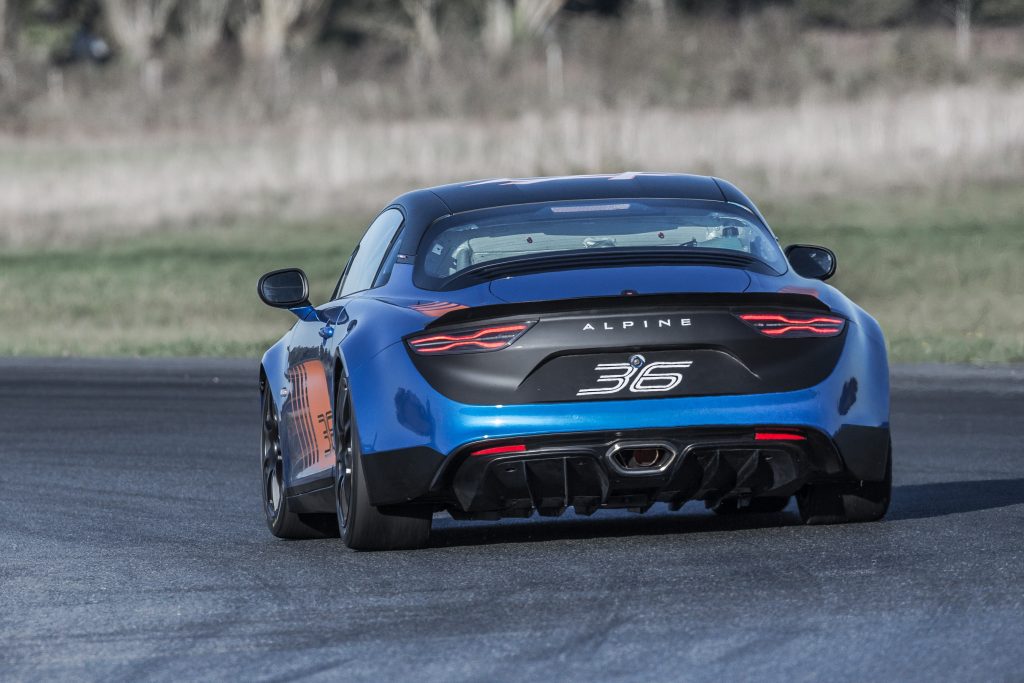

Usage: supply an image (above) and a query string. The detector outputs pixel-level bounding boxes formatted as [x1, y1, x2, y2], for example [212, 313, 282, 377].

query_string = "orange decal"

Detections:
[286, 360, 336, 478]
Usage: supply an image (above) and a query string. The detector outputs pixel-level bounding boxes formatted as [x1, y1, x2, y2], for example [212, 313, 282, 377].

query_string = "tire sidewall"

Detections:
[335, 377, 364, 546]
[262, 390, 285, 534]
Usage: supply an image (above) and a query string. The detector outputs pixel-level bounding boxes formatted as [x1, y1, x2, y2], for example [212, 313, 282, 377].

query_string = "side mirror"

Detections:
[258, 268, 310, 308]
[785, 244, 836, 281]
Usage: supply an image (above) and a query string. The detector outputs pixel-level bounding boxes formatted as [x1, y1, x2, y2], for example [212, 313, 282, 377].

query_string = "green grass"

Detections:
[0, 216, 366, 358]
[761, 184, 1024, 363]
[1, 185, 1022, 363]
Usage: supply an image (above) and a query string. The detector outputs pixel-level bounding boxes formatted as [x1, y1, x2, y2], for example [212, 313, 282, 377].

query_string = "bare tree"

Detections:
[0, 0, 14, 92]
[178, 0, 232, 58]
[941, 0, 973, 65]
[101, 0, 178, 63]
[516, 0, 566, 37]
[400, 0, 440, 61]
[640, 0, 667, 31]
[482, 0, 567, 59]
[954, 0, 972, 65]
[0, 0, 8, 56]
[336, 0, 441, 63]
[483, 0, 514, 58]
[232, 0, 327, 63]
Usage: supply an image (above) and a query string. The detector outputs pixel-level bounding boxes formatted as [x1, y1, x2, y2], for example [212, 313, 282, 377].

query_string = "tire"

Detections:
[333, 373, 431, 550]
[261, 388, 336, 539]
[712, 496, 791, 515]
[797, 443, 892, 525]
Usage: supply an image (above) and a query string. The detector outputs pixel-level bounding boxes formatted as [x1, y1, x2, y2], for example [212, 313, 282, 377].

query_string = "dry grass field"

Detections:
[3, 82, 1023, 246]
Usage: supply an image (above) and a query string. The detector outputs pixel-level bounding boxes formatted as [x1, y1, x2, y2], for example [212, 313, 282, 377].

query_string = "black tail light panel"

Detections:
[407, 305, 847, 405]
[737, 312, 845, 338]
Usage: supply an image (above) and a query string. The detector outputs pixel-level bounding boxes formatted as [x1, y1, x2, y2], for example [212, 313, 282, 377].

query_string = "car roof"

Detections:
[426, 172, 724, 213]
[391, 172, 770, 256]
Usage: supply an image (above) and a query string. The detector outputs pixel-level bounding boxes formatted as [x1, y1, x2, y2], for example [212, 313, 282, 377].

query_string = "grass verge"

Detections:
[1, 184, 1022, 363]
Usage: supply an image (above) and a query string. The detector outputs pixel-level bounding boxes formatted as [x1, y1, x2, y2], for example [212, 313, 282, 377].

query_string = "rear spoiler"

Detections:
[426, 293, 830, 329]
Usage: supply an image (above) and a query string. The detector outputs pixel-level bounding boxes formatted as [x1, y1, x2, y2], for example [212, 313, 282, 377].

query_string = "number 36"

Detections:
[576, 361, 693, 396]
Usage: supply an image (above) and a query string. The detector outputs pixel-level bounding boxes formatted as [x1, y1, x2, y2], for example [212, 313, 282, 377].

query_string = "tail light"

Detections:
[471, 444, 527, 456]
[407, 322, 533, 355]
[755, 431, 807, 441]
[737, 312, 845, 338]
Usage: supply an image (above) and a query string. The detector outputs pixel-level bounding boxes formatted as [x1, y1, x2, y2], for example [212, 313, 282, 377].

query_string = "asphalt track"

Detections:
[1, 358, 1022, 682]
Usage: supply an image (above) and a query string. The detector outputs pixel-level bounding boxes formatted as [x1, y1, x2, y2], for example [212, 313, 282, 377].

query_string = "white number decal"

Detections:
[578, 360, 692, 396]
[629, 361, 692, 393]
[575, 363, 637, 396]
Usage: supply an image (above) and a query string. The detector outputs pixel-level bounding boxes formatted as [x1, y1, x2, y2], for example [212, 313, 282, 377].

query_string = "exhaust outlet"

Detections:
[606, 441, 677, 475]
[630, 448, 661, 468]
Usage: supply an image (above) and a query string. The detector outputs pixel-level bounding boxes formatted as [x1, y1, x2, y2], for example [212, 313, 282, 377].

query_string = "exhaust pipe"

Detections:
[630, 448, 661, 468]
[606, 441, 677, 475]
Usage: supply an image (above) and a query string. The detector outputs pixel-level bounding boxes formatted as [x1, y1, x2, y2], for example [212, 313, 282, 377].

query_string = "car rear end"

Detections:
[351, 193, 890, 520]
[353, 289, 889, 520]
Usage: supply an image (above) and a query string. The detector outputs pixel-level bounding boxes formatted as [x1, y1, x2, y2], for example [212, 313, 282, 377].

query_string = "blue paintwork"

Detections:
[259, 174, 890, 501]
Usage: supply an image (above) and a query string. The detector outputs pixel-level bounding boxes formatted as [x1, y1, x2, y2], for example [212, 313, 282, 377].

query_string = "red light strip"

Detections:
[760, 325, 841, 336]
[739, 314, 843, 325]
[414, 340, 509, 353]
[755, 432, 807, 441]
[410, 325, 528, 346]
[471, 444, 527, 456]
[409, 323, 530, 354]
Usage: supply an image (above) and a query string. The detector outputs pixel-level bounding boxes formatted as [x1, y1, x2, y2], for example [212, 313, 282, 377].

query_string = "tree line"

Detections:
[0, 0, 1021, 69]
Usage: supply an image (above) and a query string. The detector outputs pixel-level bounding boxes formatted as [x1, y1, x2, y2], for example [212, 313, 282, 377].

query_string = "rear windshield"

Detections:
[415, 199, 785, 289]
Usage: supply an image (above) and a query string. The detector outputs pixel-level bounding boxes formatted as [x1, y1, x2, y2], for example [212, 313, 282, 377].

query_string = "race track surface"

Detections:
[1, 358, 1022, 681]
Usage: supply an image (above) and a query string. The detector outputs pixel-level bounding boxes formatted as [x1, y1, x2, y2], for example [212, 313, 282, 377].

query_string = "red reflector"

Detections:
[408, 323, 532, 354]
[755, 432, 807, 442]
[471, 444, 527, 456]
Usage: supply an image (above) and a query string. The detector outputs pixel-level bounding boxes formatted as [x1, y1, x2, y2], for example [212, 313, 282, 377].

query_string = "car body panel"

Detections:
[259, 173, 890, 517]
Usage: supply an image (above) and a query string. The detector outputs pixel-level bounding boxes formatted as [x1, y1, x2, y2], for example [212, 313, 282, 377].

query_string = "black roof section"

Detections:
[427, 172, 725, 213]
[391, 173, 770, 255]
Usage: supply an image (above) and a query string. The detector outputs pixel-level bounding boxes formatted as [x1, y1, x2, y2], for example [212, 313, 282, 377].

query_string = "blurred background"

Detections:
[0, 0, 1021, 361]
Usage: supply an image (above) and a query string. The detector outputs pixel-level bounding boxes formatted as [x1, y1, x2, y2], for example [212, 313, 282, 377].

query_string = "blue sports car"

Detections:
[257, 173, 891, 550]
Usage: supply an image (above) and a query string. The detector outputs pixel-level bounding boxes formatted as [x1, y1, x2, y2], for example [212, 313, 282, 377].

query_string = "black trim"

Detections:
[833, 425, 891, 481]
[360, 446, 448, 506]
[450, 428, 841, 517]
[426, 293, 830, 329]
[283, 474, 334, 499]
[437, 248, 777, 291]
[286, 484, 335, 514]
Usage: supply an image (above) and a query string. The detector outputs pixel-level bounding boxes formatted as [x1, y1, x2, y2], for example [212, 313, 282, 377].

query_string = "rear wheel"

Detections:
[712, 496, 790, 515]
[797, 444, 892, 525]
[334, 374, 431, 550]
[261, 389, 335, 539]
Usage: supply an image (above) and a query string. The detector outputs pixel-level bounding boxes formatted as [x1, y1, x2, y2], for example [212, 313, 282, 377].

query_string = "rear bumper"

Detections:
[362, 424, 889, 514]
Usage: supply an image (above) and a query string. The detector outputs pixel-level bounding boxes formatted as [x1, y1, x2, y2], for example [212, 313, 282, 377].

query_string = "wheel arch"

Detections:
[259, 337, 290, 417]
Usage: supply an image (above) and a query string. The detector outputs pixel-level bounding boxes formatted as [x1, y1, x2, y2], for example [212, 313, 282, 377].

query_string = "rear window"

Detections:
[415, 199, 786, 289]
